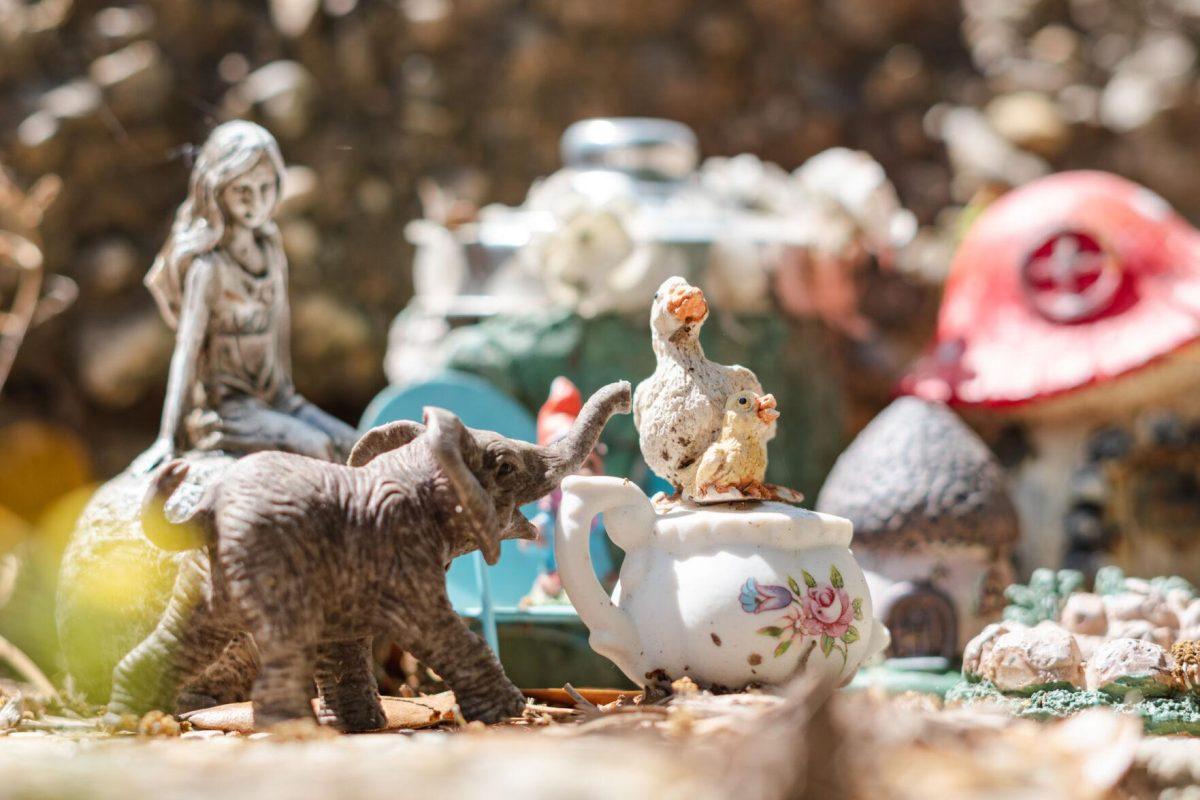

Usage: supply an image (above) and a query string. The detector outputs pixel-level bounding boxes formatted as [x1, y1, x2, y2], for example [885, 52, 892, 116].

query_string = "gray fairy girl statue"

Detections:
[134, 120, 356, 471]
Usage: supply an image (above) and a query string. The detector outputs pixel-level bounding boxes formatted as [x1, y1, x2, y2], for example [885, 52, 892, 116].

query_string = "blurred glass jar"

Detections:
[390, 117, 916, 384]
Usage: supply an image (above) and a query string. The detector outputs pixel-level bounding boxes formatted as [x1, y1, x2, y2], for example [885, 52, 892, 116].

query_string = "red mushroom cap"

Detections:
[537, 376, 583, 445]
[902, 171, 1200, 410]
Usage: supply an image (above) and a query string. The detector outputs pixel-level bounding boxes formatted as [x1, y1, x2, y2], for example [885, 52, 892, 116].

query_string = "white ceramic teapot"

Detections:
[557, 476, 889, 690]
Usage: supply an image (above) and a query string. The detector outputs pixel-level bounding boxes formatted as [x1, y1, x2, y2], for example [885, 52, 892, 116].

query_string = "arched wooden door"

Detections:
[877, 581, 958, 661]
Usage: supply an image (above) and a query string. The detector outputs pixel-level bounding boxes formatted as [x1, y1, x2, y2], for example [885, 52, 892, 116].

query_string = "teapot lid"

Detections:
[652, 499, 854, 554]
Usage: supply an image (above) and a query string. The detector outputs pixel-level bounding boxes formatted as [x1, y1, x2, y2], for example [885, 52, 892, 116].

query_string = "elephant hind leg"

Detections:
[107, 554, 234, 717]
[177, 633, 260, 713]
[314, 638, 385, 733]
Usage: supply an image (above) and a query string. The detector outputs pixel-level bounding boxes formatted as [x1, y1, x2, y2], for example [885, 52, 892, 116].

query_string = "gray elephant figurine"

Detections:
[106, 381, 632, 730]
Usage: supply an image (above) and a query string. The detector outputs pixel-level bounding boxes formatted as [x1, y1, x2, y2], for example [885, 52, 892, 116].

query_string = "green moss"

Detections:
[1149, 575, 1197, 599]
[945, 680, 1006, 705]
[1093, 565, 1196, 600]
[1093, 566, 1127, 596]
[1096, 674, 1174, 700]
[1018, 689, 1113, 720]
[1006, 680, 1088, 697]
[1131, 695, 1200, 736]
[1002, 568, 1084, 626]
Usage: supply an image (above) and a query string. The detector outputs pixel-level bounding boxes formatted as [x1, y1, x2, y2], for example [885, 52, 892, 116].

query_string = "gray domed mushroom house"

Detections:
[816, 397, 1020, 659]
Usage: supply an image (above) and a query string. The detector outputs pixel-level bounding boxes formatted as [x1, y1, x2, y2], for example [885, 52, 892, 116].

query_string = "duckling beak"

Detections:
[756, 394, 780, 424]
[667, 285, 709, 324]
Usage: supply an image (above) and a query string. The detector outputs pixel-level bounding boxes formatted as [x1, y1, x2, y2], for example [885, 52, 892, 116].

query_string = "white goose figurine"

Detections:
[633, 276, 773, 496]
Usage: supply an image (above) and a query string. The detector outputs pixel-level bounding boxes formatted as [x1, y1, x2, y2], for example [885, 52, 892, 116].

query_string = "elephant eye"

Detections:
[496, 461, 516, 477]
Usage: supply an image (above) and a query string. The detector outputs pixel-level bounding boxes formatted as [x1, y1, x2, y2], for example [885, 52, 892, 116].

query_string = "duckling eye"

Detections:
[653, 292, 659, 300]
[738, 397, 748, 405]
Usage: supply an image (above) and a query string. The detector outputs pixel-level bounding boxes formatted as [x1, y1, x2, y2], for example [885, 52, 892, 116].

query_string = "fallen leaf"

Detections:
[180, 692, 458, 734]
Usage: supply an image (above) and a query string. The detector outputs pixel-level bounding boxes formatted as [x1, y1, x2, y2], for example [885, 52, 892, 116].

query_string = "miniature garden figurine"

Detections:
[56, 121, 357, 701]
[901, 171, 1200, 581]
[816, 396, 1020, 658]
[692, 390, 779, 501]
[109, 381, 632, 729]
[633, 276, 774, 500]
[136, 119, 357, 470]
[556, 281, 886, 693]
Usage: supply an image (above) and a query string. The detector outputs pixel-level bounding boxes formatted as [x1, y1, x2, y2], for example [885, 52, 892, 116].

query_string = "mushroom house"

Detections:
[817, 397, 1020, 658]
[902, 171, 1200, 581]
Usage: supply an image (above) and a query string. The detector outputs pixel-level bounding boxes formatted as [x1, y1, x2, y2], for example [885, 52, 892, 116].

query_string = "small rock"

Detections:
[1177, 598, 1200, 633]
[962, 620, 1024, 680]
[1104, 592, 1179, 630]
[1106, 619, 1175, 650]
[1060, 592, 1107, 636]
[987, 622, 1085, 694]
[1074, 633, 1105, 662]
[1085, 638, 1173, 698]
[1166, 589, 1195, 617]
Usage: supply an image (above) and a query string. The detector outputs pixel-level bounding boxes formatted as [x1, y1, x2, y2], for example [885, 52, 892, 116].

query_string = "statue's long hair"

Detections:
[145, 120, 285, 328]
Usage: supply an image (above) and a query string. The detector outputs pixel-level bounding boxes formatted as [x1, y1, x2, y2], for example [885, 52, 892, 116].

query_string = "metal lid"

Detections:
[559, 118, 699, 182]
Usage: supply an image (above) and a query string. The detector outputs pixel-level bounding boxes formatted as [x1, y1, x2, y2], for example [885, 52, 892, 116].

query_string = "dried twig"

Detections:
[0, 690, 22, 732]
[523, 703, 578, 718]
[562, 683, 601, 714]
[0, 553, 16, 609]
[0, 632, 58, 701]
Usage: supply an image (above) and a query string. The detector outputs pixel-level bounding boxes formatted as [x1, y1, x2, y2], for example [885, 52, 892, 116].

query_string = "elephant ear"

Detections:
[347, 420, 425, 467]
[424, 407, 501, 566]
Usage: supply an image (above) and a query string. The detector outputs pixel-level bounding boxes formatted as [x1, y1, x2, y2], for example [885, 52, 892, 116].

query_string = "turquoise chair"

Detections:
[359, 370, 616, 659]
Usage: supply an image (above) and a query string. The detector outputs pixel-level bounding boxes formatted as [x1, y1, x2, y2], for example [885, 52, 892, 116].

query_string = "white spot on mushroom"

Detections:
[1131, 188, 1171, 221]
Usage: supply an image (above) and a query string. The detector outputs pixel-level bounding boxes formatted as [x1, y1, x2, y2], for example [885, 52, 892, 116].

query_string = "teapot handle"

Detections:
[556, 476, 648, 675]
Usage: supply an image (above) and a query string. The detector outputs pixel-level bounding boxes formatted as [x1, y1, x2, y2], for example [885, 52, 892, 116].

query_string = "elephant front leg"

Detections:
[407, 611, 526, 724]
[314, 638, 385, 733]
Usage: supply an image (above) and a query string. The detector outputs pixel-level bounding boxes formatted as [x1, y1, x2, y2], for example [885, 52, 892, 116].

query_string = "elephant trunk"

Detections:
[526, 380, 632, 502]
[425, 407, 502, 565]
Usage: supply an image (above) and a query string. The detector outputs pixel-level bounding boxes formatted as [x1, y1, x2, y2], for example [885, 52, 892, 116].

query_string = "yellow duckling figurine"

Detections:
[692, 391, 780, 501]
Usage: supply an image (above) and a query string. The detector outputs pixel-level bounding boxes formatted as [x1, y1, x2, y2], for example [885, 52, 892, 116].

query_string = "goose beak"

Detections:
[667, 285, 709, 323]
[756, 394, 780, 424]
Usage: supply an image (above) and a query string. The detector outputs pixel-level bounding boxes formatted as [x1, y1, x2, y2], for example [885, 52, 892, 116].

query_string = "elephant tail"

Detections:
[140, 459, 215, 551]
